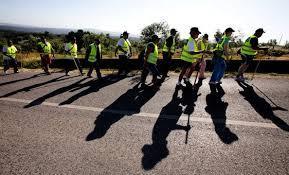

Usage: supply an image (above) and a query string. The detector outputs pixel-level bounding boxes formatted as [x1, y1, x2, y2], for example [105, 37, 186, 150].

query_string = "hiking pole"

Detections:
[72, 57, 82, 76]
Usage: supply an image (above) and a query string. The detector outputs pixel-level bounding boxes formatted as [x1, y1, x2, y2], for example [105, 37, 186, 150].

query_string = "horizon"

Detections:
[0, 0, 288, 44]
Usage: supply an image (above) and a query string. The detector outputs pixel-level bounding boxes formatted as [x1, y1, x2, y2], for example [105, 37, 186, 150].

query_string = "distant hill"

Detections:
[0, 23, 140, 40]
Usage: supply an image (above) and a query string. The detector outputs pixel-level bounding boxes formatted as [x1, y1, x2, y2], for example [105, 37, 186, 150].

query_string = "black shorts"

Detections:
[180, 60, 192, 69]
[241, 54, 255, 65]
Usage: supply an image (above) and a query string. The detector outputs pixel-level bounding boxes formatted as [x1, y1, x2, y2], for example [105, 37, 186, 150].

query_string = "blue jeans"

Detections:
[210, 57, 226, 82]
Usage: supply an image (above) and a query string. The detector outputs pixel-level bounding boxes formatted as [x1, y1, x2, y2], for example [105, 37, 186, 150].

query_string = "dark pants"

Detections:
[118, 55, 129, 75]
[141, 62, 160, 84]
[210, 56, 227, 82]
[4, 58, 18, 73]
[161, 52, 172, 77]
[40, 54, 51, 74]
[87, 60, 102, 79]
[65, 58, 83, 75]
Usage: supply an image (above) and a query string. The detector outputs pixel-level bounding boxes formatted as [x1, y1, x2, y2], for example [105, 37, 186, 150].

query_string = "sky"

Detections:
[0, 0, 288, 44]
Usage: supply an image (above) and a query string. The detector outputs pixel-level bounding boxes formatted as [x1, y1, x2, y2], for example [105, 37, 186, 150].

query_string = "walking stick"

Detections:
[72, 57, 83, 76]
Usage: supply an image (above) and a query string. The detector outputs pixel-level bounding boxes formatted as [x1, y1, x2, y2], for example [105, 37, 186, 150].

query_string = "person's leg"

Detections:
[199, 58, 206, 78]
[210, 57, 221, 83]
[118, 55, 125, 75]
[87, 62, 93, 77]
[3, 58, 9, 73]
[148, 63, 160, 84]
[95, 60, 102, 79]
[162, 52, 170, 78]
[140, 65, 149, 84]
[187, 62, 197, 79]
[178, 63, 188, 83]
[237, 55, 249, 79]
[10, 58, 18, 73]
[74, 58, 83, 74]
[124, 55, 130, 74]
[216, 58, 227, 82]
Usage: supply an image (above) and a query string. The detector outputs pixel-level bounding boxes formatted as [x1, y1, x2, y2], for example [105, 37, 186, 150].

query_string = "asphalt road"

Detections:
[0, 71, 289, 175]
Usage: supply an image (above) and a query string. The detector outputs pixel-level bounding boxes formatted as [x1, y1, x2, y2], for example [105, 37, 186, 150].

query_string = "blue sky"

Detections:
[0, 0, 288, 44]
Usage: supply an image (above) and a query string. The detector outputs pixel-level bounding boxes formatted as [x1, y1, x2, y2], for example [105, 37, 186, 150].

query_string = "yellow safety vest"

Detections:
[213, 35, 229, 58]
[38, 42, 52, 54]
[146, 42, 159, 65]
[67, 42, 77, 58]
[162, 36, 176, 53]
[241, 35, 258, 56]
[119, 38, 131, 53]
[196, 39, 209, 59]
[181, 37, 199, 63]
[88, 43, 101, 63]
[6, 45, 17, 59]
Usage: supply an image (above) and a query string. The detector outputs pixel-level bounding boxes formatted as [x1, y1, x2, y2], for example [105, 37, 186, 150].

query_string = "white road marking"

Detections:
[0, 97, 280, 129]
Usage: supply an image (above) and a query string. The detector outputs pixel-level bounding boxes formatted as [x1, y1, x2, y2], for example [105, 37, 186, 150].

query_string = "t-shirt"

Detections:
[187, 39, 197, 52]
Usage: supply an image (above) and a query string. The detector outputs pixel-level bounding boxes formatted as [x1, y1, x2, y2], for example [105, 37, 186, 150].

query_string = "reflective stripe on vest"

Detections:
[88, 43, 101, 62]
[162, 37, 176, 53]
[67, 42, 77, 58]
[7, 45, 17, 58]
[241, 35, 257, 56]
[146, 42, 159, 65]
[196, 40, 209, 59]
[38, 42, 52, 54]
[181, 37, 199, 63]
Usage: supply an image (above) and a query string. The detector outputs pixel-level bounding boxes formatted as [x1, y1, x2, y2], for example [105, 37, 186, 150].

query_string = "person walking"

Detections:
[37, 36, 55, 75]
[161, 28, 177, 80]
[140, 34, 161, 88]
[2, 40, 18, 74]
[115, 31, 132, 76]
[85, 38, 102, 79]
[209, 28, 235, 94]
[235, 28, 268, 82]
[64, 36, 83, 76]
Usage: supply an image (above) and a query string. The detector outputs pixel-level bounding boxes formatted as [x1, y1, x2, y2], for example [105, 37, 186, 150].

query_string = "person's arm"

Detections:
[166, 36, 173, 53]
[223, 43, 230, 60]
[251, 38, 268, 51]
[144, 43, 154, 62]
[85, 46, 91, 61]
[187, 40, 205, 55]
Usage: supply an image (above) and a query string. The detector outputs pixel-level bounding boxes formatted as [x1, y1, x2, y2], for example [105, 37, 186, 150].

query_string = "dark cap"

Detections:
[190, 27, 201, 34]
[255, 28, 265, 33]
[225, 27, 235, 33]
[203, 34, 209, 39]
[170, 28, 177, 33]
[123, 31, 129, 35]
[151, 34, 160, 41]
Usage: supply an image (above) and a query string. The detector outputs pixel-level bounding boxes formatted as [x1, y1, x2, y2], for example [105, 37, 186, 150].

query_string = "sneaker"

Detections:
[209, 81, 218, 85]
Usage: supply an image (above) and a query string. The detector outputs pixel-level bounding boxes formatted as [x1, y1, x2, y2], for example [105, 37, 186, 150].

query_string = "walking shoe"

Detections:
[209, 81, 218, 85]
[87, 75, 93, 78]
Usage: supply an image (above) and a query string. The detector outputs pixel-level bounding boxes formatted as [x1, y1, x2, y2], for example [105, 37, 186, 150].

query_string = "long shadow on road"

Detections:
[238, 81, 289, 132]
[205, 87, 239, 144]
[86, 83, 159, 141]
[59, 74, 127, 105]
[141, 81, 202, 171]
[0, 73, 47, 87]
[0, 75, 76, 98]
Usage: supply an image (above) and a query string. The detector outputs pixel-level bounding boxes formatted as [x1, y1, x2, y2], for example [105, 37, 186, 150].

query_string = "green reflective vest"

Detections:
[196, 40, 209, 59]
[162, 36, 176, 53]
[38, 42, 52, 54]
[146, 42, 159, 65]
[7, 45, 17, 59]
[181, 37, 199, 63]
[213, 35, 229, 58]
[88, 43, 101, 63]
[241, 35, 258, 56]
[67, 42, 77, 58]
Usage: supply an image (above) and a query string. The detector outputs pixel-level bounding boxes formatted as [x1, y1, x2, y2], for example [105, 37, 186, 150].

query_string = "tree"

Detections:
[267, 39, 277, 49]
[140, 21, 169, 44]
